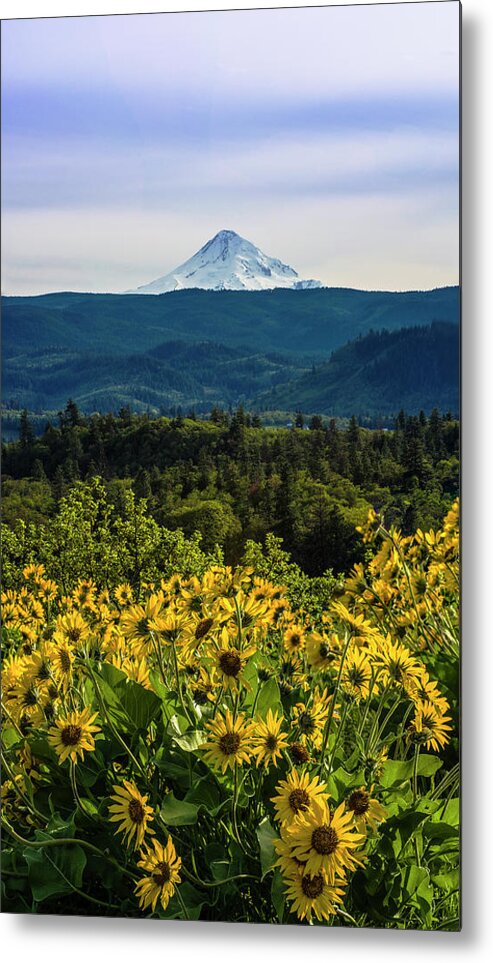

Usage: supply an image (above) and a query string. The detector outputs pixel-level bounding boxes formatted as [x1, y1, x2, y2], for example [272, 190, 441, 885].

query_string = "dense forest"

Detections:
[2, 286, 459, 417]
[2, 403, 459, 582]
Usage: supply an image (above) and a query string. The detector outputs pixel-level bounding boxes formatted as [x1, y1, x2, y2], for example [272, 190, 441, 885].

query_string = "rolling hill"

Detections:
[256, 322, 460, 418]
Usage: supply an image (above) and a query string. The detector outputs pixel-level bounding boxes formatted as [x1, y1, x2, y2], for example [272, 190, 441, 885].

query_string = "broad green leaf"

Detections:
[172, 729, 205, 752]
[256, 679, 281, 718]
[24, 842, 86, 902]
[401, 864, 429, 899]
[432, 869, 459, 893]
[417, 755, 443, 778]
[118, 679, 161, 731]
[380, 759, 413, 788]
[160, 792, 199, 826]
[256, 816, 278, 877]
[271, 869, 286, 924]
[328, 766, 366, 800]
[185, 776, 222, 813]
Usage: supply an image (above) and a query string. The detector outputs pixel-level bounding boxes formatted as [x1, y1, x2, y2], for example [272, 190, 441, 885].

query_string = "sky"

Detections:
[1, 2, 460, 294]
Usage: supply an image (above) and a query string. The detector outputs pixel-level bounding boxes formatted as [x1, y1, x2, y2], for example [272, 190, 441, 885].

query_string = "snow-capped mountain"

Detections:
[126, 230, 322, 294]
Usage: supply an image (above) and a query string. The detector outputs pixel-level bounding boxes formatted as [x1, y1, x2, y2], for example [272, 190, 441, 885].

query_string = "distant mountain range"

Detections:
[1, 282, 459, 419]
[126, 229, 322, 293]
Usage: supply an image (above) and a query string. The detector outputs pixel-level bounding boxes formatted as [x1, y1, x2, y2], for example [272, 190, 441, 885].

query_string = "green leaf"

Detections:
[417, 755, 443, 778]
[160, 792, 199, 826]
[271, 869, 286, 924]
[172, 729, 205, 752]
[380, 759, 413, 788]
[440, 797, 459, 826]
[401, 864, 429, 899]
[432, 868, 459, 893]
[24, 842, 86, 902]
[76, 748, 105, 788]
[185, 776, 222, 813]
[241, 658, 259, 709]
[256, 816, 278, 878]
[96, 663, 161, 732]
[256, 679, 281, 718]
[118, 679, 161, 731]
[422, 821, 459, 842]
[328, 766, 366, 800]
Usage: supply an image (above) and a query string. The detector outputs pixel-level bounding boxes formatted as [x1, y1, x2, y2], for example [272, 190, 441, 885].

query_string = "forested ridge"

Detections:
[2, 403, 459, 580]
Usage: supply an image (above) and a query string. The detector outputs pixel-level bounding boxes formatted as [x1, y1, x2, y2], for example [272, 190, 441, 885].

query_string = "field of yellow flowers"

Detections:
[1, 502, 459, 928]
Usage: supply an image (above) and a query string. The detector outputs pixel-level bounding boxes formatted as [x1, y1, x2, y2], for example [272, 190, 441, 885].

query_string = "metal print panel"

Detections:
[1, 1, 460, 930]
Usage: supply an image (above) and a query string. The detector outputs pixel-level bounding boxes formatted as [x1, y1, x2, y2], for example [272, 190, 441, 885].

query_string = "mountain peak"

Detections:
[127, 230, 322, 294]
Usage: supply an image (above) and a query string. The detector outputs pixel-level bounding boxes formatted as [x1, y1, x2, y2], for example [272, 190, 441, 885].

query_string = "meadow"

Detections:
[1, 493, 459, 927]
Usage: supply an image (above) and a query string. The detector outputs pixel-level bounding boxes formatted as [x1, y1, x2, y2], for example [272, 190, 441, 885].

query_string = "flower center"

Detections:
[128, 798, 145, 823]
[218, 732, 241, 756]
[265, 735, 278, 751]
[348, 666, 366, 684]
[298, 711, 316, 735]
[348, 790, 370, 815]
[60, 650, 72, 673]
[218, 651, 242, 677]
[195, 618, 214, 640]
[290, 742, 310, 764]
[137, 618, 150, 636]
[67, 627, 82, 642]
[61, 724, 82, 746]
[301, 874, 324, 899]
[288, 788, 310, 813]
[23, 686, 38, 707]
[311, 825, 338, 855]
[36, 660, 51, 681]
[152, 860, 171, 885]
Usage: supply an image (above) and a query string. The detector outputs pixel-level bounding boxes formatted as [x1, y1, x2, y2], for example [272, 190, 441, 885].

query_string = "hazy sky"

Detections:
[2, 2, 460, 294]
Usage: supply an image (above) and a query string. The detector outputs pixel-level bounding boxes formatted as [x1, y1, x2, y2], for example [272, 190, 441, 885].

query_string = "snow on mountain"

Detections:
[126, 230, 322, 294]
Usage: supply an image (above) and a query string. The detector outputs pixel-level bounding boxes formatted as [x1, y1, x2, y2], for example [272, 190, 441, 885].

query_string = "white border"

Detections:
[2, 2, 493, 962]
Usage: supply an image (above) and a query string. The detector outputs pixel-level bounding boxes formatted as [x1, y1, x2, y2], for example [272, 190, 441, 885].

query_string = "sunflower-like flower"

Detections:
[48, 707, 100, 765]
[292, 688, 331, 749]
[134, 836, 182, 913]
[273, 831, 307, 878]
[346, 786, 386, 833]
[305, 632, 340, 672]
[284, 871, 345, 922]
[112, 654, 153, 690]
[55, 610, 90, 648]
[219, 591, 269, 632]
[7, 675, 51, 728]
[114, 583, 134, 607]
[50, 639, 76, 692]
[108, 779, 155, 850]
[120, 594, 166, 654]
[251, 709, 289, 769]
[404, 667, 450, 715]
[371, 637, 422, 690]
[271, 769, 329, 826]
[22, 644, 54, 689]
[201, 709, 254, 773]
[72, 579, 98, 612]
[22, 563, 46, 584]
[340, 646, 374, 701]
[283, 624, 306, 660]
[212, 635, 256, 692]
[408, 700, 452, 752]
[286, 800, 365, 884]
